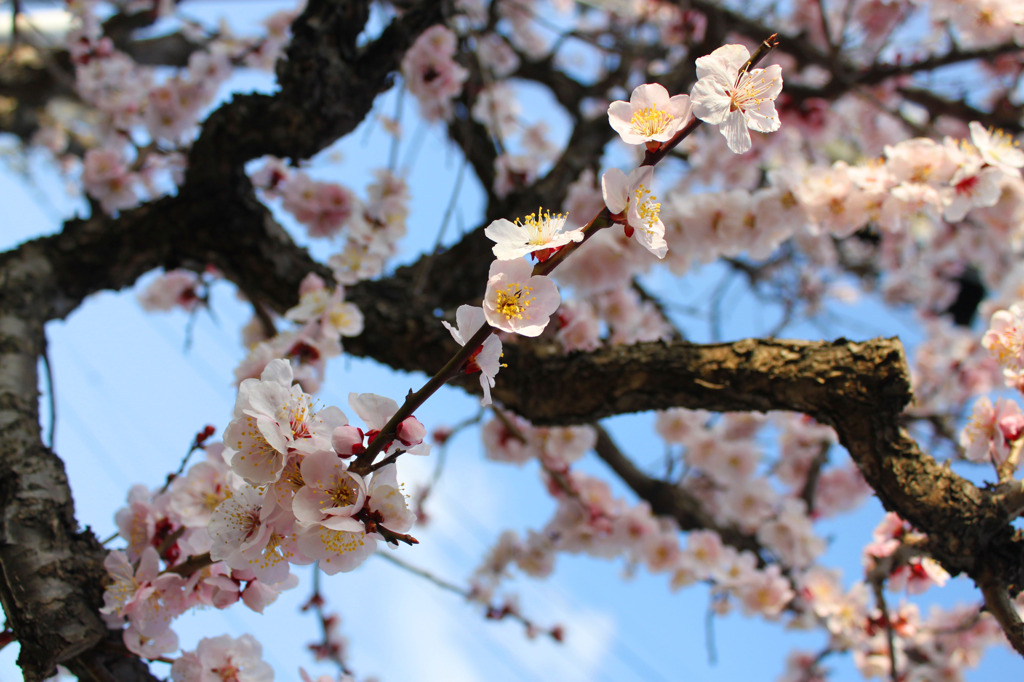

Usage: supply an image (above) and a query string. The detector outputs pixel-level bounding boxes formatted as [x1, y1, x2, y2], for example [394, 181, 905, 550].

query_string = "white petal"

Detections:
[690, 78, 732, 125]
[722, 111, 752, 154]
[601, 168, 630, 214]
[694, 44, 749, 83]
[629, 83, 670, 109]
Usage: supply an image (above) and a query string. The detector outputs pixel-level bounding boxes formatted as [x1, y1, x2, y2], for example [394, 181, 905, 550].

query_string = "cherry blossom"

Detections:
[690, 44, 783, 154]
[482, 258, 561, 336]
[607, 83, 691, 148]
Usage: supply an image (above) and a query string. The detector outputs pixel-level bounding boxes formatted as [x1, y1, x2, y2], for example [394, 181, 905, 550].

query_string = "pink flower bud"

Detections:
[998, 413, 1024, 443]
[332, 425, 365, 457]
[397, 416, 426, 447]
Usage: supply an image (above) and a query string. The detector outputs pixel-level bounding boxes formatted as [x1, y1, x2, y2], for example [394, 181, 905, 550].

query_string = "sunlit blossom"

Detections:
[690, 44, 783, 154]
[484, 208, 584, 261]
[482, 259, 561, 337]
[607, 83, 691, 147]
[442, 305, 503, 406]
[601, 166, 668, 258]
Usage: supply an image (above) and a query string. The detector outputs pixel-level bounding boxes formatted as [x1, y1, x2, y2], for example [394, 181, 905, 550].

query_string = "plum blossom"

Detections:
[960, 396, 1023, 465]
[969, 121, 1024, 174]
[400, 24, 468, 121]
[484, 208, 584, 261]
[367, 463, 416, 536]
[736, 564, 794, 617]
[296, 523, 377, 575]
[443, 305, 503, 406]
[280, 173, 360, 238]
[483, 259, 561, 336]
[943, 161, 1003, 223]
[292, 450, 367, 531]
[138, 269, 202, 311]
[982, 304, 1024, 372]
[607, 83, 691, 147]
[101, 547, 187, 640]
[286, 275, 364, 339]
[347, 392, 431, 456]
[208, 484, 304, 583]
[171, 634, 273, 682]
[223, 359, 347, 485]
[690, 44, 783, 154]
[82, 147, 139, 213]
[602, 166, 668, 258]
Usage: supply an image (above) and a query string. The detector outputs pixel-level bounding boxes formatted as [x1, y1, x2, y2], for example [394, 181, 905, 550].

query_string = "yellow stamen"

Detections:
[633, 184, 662, 232]
[495, 284, 534, 321]
[630, 106, 673, 137]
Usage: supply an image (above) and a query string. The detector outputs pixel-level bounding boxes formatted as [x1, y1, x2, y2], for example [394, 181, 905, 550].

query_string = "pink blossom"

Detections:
[138, 269, 201, 311]
[348, 392, 431, 456]
[171, 634, 273, 682]
[601, 166, 668, 258]
[736, 564, 794, 617]
[484, 208, 584, 261]
[607, 83, 691, 147]
[482, 259, 561, 336]
[959, 396, 1022, 465]
[295, 523, 377, 574]
[690, 44, 783, 154]
[367, 463, 415, 535]
[400, 25, 468, 121]
[82, 147, 138, 213]
[442, 305, 503, 406]
[224, 359, 347, 485]
[292, 450, 367, 531]
[982, 304, 1024, 372]
[208, 484, 304, 583]
[970, 121, 1024, 174]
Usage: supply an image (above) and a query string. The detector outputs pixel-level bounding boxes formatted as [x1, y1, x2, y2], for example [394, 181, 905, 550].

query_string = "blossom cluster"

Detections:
[659, 120, 1024, 324]
[103, 360, 422, 658]
[252, 161, 411, 287]
[58, 1, 296, 214]
[596, 44, 784, 262]
[400, 25, 469, 122]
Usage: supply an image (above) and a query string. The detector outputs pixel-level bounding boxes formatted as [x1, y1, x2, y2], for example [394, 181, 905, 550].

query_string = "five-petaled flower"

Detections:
[690, 44, 783, 154]
[443, 305, 503, 406]
[601, 166, 668, 259]
[483, 259, 560, 337]
[485, 208, 585, 261]
[607, 83, 692, 150]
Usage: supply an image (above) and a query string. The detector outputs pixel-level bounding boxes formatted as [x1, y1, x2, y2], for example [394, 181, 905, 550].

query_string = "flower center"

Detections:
[519, 207, 566, 245]
[955, 174, 979, 196]
[495, 284, 534, 321]
[329, 475, 361, 508]
[630, 106, 673, 137]
[732, 70, 778, 111]
[633, 183, 661, 232]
